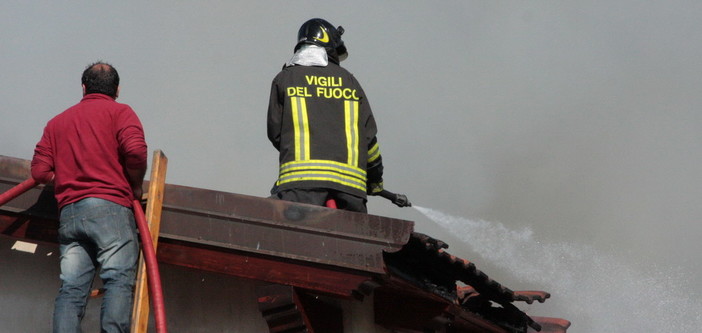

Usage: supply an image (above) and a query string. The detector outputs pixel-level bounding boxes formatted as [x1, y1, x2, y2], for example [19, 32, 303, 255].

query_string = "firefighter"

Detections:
[267, 18, 384, 213]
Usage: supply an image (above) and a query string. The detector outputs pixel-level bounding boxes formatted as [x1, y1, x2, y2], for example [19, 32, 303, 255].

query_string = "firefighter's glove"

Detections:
[367, 181, 384, 195]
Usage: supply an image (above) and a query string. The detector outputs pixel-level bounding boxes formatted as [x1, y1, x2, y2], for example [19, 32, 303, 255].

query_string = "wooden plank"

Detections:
[257, 285, 310, 332]
[256, 285, 344, 333]
[157, 240, 375, 299]
[131, 150, 168, 332]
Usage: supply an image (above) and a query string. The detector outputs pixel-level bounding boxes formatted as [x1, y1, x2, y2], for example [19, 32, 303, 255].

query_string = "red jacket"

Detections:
[31, 94, 147, 209]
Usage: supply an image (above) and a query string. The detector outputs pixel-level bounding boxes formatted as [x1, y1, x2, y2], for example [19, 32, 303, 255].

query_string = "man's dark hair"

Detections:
[81, 61, 120, 98]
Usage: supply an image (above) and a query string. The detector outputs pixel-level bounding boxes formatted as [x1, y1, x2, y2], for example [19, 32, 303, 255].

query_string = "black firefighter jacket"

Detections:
[267, 62, 383, 199]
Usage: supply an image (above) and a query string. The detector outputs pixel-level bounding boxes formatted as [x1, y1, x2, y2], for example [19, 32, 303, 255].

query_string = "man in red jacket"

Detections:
[31, 62, 147, 333]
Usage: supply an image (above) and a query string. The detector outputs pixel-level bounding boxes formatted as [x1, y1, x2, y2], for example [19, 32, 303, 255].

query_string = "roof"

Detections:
[382, 232, 558, 332]
[0, 154, 569, 332]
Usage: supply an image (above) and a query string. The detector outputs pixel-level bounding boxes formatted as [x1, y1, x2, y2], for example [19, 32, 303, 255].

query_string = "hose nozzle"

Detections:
[379, 190, 412, 208]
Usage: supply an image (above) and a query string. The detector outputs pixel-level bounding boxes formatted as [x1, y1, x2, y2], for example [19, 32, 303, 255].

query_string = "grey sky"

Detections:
[2, 2, 701, 331]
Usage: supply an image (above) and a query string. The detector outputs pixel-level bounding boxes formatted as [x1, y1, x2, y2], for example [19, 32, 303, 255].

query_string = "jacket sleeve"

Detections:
[366, 129, 384, 186]
[31, 126, 55, 184]
[360, 85, 384, 194]
[267, 77, 283, 151]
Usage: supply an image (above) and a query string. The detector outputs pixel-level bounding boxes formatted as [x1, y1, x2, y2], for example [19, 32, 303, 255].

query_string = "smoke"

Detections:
[414, 206, 702, 332]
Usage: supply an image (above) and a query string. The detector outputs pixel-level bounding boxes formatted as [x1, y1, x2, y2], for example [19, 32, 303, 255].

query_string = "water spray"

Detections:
[413, 206, 702, 332]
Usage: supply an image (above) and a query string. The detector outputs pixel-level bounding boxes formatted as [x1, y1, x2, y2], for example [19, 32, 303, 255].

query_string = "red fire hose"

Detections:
[131, 199, 168, 333]
[323, 190, 412, 210]
[0, 178, 38, 206]
[325, 198, 337, 209]
[1, 179, 167, 332]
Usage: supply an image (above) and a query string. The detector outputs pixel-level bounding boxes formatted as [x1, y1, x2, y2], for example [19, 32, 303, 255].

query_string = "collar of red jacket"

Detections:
[81, 93, 116, 102]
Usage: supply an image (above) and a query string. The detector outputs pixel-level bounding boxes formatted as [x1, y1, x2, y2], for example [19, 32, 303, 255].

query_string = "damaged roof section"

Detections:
[1, 155, 569, 332]
[383, 233, 561, 332]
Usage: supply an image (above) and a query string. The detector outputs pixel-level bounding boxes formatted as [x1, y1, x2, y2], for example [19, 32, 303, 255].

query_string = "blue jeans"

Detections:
[53, 197, 139, 333]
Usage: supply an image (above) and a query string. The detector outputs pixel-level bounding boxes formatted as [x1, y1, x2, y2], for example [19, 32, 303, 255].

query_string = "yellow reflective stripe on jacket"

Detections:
[368, 142, 381, 163]
[290, 96, 310, 160]
[344, 100, 360, 166]
[279, 159, 367, 192]
[277, 171, 367, 192]
[280, 160, 366, 178]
